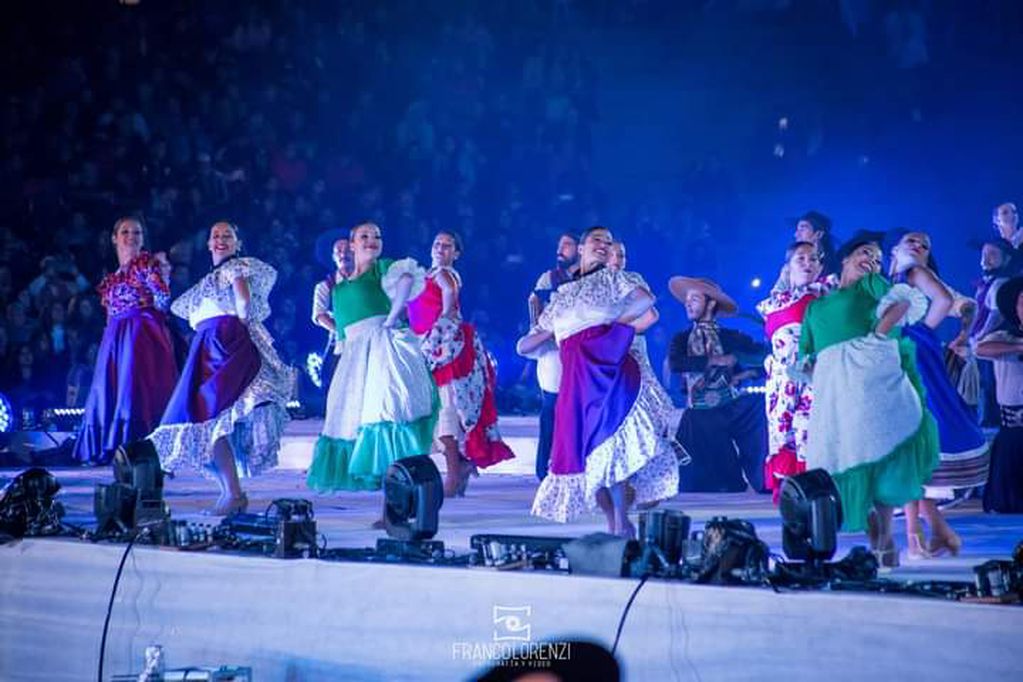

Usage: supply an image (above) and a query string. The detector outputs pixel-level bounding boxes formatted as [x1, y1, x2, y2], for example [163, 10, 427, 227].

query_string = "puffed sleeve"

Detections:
[613, 270, 653, 300]
[536, 291, 558, 333]
[875, 282, 928, 327]
[380, 257, 426, 301]
[170, 286, 195, 321]
[311, 280, 331, 325]
[219, 257, 277, 322]
[136, 253, 171, 311]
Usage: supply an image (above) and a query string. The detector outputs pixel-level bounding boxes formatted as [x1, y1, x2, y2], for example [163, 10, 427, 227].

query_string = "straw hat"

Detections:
[996, 276, 1023, 328]
[667, 276, 738, 316]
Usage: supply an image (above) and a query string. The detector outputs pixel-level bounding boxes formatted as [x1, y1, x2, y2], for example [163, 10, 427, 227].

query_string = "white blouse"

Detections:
[537, 268, 651, 344]
[171, 257, 277, 330]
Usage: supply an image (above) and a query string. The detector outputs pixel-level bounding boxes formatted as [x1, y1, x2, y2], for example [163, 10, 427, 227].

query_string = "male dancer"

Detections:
[666, 276, 768, 492]
[311, 238, 352, 390]
[526, 233, 578, 480]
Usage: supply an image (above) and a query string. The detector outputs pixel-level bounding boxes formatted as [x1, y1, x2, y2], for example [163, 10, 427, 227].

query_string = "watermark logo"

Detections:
[493, 605, 531, 642]
[451, 604, 571, 666]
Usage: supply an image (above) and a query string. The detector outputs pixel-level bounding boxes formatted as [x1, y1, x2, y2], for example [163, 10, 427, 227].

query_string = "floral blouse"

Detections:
[537, 267, 651, 343]
[97, 252, 170, 318]
[171, 256, 277, 330]
[756, 281, 832, 366]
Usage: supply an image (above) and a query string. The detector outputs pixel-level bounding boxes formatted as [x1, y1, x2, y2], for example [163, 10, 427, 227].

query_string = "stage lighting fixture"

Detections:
[0, 467, 65, 538]
[382, 455, 443, 542]
[780, 469, 842, 564]
[0, 392, 13, 433]
[637, 509, 690, 575]
[95, 440, 168, 538]
[305, 352, 324, 389]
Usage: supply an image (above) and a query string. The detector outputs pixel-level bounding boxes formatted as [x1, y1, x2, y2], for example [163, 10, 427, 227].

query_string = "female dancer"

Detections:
[306, 222, 437, 497]
[149, 222, 293, 514]
[755, 241, 828, 502]
[517, 226, 679, 537]
[407, 231, 514, 497]
[73, 217, 178, 465]
[799, 231, 938, 567]
[976, 276, 1023, 513]
[889, 231, 988, 557]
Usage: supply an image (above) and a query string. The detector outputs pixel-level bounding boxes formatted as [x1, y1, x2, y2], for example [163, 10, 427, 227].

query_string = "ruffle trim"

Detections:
[149, 320, 292, 477]
[876, 282, 928, 327]
[831, 411, 939, 532]
[531, 372, 679, 522]
[306, 436, 382, 492]
[381, 257, 427, 302]
[308, 409, 438, 492]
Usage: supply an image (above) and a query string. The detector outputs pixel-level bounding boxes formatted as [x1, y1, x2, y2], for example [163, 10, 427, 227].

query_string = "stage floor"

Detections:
[11, 416, 1021, 582]
[2, 417, 1022, 681]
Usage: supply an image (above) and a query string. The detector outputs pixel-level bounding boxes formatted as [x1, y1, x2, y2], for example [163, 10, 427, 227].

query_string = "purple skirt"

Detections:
[550, 323, 640, 476]
[73, 308, 178, 465]
[160, 316, 261, 426]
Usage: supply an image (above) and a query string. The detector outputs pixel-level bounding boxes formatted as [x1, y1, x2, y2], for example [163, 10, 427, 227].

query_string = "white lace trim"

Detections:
[876, 283, 928, 327]
[149, 319, 293, 477]
[381, 257, 427, 302]
[531, 364, 680, 523]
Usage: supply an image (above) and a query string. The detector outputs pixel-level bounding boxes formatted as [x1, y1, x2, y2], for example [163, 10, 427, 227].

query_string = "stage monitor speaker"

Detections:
[564, 533, 641, 577]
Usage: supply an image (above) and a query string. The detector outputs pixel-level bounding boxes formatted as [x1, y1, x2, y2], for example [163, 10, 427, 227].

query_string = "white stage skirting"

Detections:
[2, 538, 1021, 681]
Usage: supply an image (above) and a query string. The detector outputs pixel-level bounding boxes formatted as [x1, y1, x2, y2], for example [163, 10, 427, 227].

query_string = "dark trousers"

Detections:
[977, 358, 1000, 428]
[676, 393, 768, 493]
[536, 390, 558, 480]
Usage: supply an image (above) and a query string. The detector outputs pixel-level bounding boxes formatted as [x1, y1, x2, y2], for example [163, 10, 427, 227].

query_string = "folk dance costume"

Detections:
[968, 246, 1014, 427]
[407, 267, 515, 467]
[306, 259, 437, 492]
[311, 271, 346, 390]
[74, 252, 178, 465]
[149, 257, 292, 477]
[669, 278, 769, 493]
[799, 272, 939, 531]
[979, 277, 1023, 513]
[756, 280, 831, 501]
[893, 268, 989, 498]
[531, 268, 679, 522]
[530, 264, 575, 480]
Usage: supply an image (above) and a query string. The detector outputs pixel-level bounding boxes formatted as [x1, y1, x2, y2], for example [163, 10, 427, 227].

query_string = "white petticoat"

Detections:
[806, 334, 922, 475]
[322, 315, 435, 440]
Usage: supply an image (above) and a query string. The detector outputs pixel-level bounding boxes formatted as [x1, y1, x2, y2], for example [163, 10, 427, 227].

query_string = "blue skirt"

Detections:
[73, 308, 178, 465]
[903, 323, 989, 492]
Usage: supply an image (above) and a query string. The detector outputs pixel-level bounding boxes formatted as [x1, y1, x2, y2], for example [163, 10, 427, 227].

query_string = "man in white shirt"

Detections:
[994, 202, 1021, 250]
[527, 233, 578, 480]
[311, 238, 352, 391]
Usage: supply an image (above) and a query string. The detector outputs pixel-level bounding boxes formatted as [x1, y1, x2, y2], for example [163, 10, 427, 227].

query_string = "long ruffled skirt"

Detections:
[806, 334, 939, 531]
[419, 316, 514, 468]
[307, 316, 437, 492]
[532, 323, 678, 522]
[149, 316, 291, 477]
[73, 308, 178, 465]
[902, 323, 989, 497]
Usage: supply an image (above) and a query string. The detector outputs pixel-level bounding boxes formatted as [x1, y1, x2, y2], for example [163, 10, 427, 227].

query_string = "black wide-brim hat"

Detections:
[835, 229, 886, 264]
[996, 276, 1023, 327]
[314, 228, 348, 268]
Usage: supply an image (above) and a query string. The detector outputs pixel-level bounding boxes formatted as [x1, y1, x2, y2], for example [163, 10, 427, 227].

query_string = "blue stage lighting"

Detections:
[305, 352, 323, 389]
[0, 393, 13, 433]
